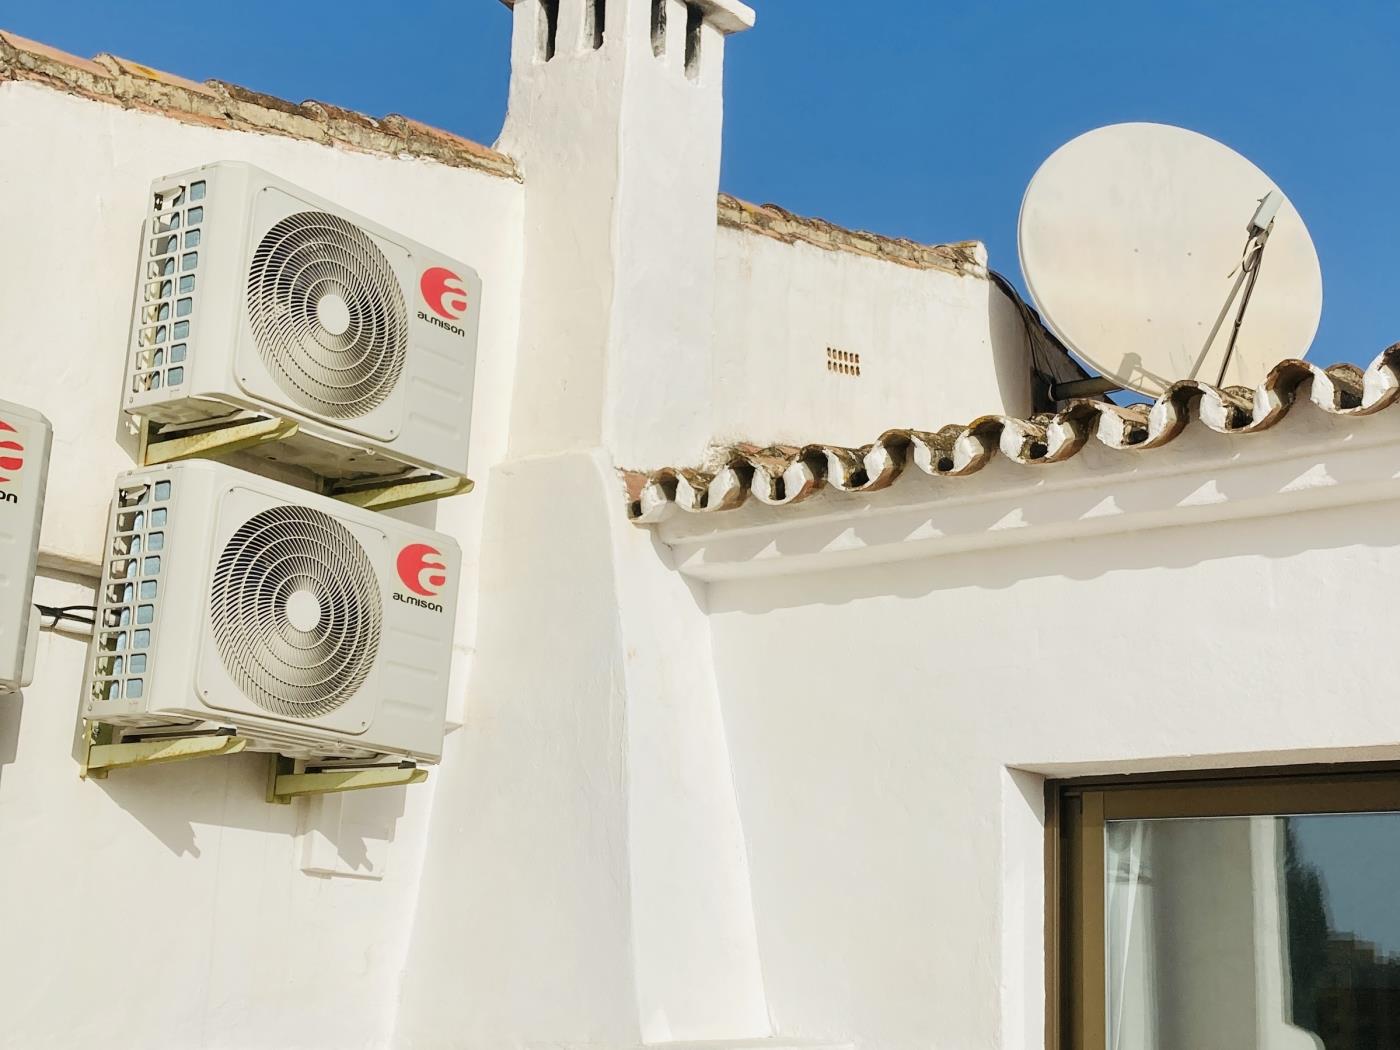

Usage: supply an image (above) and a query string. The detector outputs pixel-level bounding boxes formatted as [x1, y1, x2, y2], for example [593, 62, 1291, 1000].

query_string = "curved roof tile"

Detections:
[626, 347, 1400, 523]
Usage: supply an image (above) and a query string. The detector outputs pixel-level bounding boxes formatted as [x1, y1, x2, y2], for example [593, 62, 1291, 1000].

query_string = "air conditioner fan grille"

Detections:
[210, 506, 382, 720]
[247, 211, 408, 419]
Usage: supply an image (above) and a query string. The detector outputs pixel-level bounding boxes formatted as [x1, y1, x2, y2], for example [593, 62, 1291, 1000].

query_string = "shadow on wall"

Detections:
[299, 784, 412, 880]
[90, 752, 298, 857]
[650, 524, 710, 615]
[89, 752, 412, 867]
[0, 691, 21, 790]
[708, 468, 1400, 615]
[986, 278, 1037, 418]
[83, 746, 413, 869]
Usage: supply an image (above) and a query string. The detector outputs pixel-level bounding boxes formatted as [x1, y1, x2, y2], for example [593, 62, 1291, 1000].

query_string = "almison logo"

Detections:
[394, 542, 448, 612]
[419, 266, 469, 331]
[0, 419, 23, 501]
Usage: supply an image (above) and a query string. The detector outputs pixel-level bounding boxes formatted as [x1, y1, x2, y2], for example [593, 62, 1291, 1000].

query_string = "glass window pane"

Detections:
[1106, 812, 1400, 1050]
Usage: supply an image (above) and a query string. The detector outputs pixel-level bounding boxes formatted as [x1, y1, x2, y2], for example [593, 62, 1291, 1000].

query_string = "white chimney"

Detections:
[498, 0, 755, 466]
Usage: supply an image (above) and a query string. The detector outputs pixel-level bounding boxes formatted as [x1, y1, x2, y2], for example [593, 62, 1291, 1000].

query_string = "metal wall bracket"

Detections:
[81, 721, 247, 780]
[136, 415, 472, 510]
[266, 755, 428, 805]
[328, 473, 474, 512]
[1047, 375, 1123, 401]
[140, 415, 300, 466]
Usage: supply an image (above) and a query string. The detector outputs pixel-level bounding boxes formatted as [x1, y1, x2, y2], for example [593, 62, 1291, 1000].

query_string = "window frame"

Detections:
[1047, 767, 1400, 1050]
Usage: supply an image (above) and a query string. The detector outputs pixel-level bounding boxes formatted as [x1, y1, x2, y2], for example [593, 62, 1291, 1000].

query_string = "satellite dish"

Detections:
[1018, 122, 1323, 397]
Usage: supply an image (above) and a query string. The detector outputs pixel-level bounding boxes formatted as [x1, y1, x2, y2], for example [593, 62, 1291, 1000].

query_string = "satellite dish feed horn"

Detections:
[1019, 124, 1323, 399]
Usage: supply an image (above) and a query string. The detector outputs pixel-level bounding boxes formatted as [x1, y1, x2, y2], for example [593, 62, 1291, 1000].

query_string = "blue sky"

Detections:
[6, 1, 1398, 366]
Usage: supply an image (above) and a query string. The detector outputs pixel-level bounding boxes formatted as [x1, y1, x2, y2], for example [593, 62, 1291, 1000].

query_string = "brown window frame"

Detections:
[1046, 766, 1400, 1050]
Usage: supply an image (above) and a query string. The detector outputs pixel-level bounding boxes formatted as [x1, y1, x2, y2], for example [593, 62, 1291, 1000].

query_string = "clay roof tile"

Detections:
[625, 347, 1400, 523]
[95, 53, 219, 97]
[0, 29, 110, 78]
[0, 28, 520, 179]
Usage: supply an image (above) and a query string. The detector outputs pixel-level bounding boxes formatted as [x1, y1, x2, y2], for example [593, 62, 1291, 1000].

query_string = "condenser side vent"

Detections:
[132, 180, 205, 397]
[89, 477, 172, 704]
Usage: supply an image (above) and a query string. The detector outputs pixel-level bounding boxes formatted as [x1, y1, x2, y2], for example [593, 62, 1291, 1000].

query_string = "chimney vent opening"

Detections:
[588, 0, 606, 50]
[540, 0, 560, 61]
[651, 0, 667, 57]
[684, 3, 703, 79]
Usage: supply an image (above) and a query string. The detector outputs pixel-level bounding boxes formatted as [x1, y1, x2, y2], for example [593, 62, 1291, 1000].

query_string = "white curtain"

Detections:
[1105, 820, 1157, 1050]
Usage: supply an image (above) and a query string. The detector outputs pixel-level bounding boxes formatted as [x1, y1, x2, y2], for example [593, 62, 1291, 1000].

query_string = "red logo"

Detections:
[420, 267, 469, 321]
[396, 543, 447, 597]
[0, 419, 22, 485]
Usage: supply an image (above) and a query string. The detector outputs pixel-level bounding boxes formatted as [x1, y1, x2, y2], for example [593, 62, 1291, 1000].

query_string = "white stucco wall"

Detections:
[698, 402, 1400, 1050]
[0, 80, 524, 1049]
[712, 226, 1032, 449]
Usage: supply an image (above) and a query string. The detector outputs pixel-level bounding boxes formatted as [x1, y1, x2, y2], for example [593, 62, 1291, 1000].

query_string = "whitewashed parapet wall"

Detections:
[712, 201, 1034, 450]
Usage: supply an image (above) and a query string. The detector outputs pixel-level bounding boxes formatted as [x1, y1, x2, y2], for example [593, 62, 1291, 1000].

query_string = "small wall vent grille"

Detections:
[132, 180, 205, 397]
[827, 347, 861, 377]
[90, 477, 172, 704]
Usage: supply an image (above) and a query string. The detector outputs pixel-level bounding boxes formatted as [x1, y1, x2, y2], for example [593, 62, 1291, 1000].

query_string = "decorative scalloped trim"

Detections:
[626, 347, 1400, 523]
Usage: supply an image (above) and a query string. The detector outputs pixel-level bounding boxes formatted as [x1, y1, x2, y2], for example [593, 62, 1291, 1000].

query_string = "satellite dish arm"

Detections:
[1214, 189, 1283, 387]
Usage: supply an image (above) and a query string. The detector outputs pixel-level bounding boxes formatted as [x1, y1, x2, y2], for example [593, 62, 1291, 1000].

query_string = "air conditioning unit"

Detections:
[82, 460, 461, 762]
[124, 161, 482, 485]
[0, 399, 52, 693]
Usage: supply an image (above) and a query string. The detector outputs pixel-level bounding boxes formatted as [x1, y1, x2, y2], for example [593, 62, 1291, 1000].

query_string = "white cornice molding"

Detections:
[655, 401, 1400, 581]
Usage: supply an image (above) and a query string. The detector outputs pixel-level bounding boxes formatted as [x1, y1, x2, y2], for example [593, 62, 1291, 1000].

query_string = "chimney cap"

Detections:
[498, 0, 756, 34]
[694, 0, 757, 34]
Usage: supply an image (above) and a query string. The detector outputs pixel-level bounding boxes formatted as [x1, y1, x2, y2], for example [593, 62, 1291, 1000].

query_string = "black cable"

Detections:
[989, 269, 1107, 408]
[34, 604, 96, 628]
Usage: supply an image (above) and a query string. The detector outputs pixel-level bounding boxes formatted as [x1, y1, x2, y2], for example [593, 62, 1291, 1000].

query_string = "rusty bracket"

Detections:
[81, 721, 246, 780]
[266, 755, 428, 805]
[137, 414, 472, 510]
[328, 473, 474, 512]
[139, 414, 300, 466]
